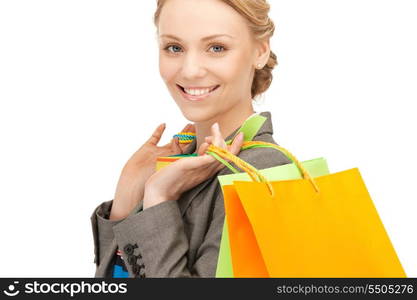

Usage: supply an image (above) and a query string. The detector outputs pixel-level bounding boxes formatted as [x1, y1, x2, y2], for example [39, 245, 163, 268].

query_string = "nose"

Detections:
[180, 51, 207, 80]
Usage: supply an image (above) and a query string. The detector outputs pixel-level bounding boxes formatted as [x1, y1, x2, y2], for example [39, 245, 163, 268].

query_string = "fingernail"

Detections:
[213, 122, 219, 130]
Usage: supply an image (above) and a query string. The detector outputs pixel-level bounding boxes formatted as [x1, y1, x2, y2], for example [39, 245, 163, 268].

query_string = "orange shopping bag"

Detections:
[208, 142, 406, 277]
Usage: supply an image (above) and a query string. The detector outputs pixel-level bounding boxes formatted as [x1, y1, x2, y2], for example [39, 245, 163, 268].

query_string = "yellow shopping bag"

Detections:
[208, 142, 406, 277]
[216, 145, 329, 277]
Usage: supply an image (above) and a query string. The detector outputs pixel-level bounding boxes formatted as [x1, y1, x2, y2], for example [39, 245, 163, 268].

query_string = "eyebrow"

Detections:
[159, 34, 235, 41]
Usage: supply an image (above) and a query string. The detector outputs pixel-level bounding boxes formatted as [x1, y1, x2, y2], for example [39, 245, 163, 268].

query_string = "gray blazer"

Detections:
[90, 111, 291, 278]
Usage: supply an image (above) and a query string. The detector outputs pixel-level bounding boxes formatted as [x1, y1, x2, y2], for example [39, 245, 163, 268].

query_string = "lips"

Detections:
[177, 84, 220, 94]
[176, 84, 220, 101]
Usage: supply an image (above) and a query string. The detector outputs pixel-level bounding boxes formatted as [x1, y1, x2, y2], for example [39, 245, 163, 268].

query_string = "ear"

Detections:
[254, 39, 271, 68]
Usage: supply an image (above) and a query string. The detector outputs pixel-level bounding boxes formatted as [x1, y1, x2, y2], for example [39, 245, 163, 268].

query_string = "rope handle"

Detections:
[206, 141, 320, 196]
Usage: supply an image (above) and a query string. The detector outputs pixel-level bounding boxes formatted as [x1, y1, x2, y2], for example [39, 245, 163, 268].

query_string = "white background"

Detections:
[0, 0, 416, 277]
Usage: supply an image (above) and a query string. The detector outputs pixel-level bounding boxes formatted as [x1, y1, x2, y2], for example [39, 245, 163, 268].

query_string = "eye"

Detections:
[162, 43, 227, 54]
[164, 44, 183, 53]
[209, 45, 226, 53]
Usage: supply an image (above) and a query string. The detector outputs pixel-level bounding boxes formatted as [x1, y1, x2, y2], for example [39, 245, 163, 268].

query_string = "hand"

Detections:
[110, 123, 195, 220]
[142, 123, 244, 210]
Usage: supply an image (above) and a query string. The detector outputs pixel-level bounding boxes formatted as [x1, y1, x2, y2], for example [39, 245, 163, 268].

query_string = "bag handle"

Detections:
[206, 141, 320, 197]
[225, 113, 267, 145]
[201, 113, 269, 174]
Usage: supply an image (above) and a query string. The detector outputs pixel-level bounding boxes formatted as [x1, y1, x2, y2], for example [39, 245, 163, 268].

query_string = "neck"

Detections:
[194, 105, 255, 153]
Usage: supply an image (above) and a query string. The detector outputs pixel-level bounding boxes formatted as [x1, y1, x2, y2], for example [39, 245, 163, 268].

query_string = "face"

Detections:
[157, 0, 263, 123]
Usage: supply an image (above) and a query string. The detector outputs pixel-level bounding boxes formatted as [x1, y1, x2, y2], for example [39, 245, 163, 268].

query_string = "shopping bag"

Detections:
[209, 142, 406, 277]
[156, 153, 198, 170]
[215, 154, 330, 277]
[215, 141, 329, 277]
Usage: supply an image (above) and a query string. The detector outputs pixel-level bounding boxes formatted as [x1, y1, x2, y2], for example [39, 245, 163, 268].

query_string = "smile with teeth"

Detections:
[179, 85, 219, 96]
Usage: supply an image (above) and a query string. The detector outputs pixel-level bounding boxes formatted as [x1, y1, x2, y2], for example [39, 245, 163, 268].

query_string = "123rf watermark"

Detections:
[2, 280, 127, 297]
[277, 283, 414, 296]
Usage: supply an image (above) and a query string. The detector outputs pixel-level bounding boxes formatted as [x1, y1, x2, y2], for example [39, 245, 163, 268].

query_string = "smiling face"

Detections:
[157, 0, 260, 123]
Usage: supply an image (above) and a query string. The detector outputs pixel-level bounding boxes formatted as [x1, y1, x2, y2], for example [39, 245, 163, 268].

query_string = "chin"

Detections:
[178, 106, 216, 123]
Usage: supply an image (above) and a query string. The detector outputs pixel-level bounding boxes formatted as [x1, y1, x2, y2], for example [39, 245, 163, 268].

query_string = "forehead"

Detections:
[158, 0, 251, 40]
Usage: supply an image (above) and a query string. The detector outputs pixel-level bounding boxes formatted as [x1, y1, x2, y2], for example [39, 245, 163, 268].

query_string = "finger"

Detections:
[179, 141, 193, 153]
[204, 143, 224, 170]
[197, 142, 209, 156]
[200, 152, 216, 165]
[229, 132, 244, 155]
[207, 156, 225, 175]
[166, 124, 190, 149]
[147, 123, 166, 145]
[181, 123, 190, 132]
[181, 152, 214, 170]
[180, 123, 192, 133]
[187, 123, 196, 133]
[179, 123, 196, 135]
[205, 136, 213, 144]
[214, 162, 226, 173]
[177, 123, 196, 152]
[211, 123, 227, 148]
[171, 137, 182, 154]
[203, 136, 223, 166]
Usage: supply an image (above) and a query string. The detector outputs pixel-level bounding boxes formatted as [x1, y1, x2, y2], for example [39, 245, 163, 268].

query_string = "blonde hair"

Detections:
[154, 0, 277, 99]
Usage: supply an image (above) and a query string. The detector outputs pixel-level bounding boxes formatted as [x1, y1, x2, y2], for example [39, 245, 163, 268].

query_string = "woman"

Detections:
[91, 0, 290, 278]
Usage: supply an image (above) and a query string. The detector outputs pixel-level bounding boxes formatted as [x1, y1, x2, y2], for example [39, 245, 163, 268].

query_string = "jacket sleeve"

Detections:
[90, 185, 225, 278]
[109, 180, 225, 278]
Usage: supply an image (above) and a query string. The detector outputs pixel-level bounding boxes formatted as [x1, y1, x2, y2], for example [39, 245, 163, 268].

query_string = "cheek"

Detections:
[159, 55, 180, 83]
[218, 52, 253, 88]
